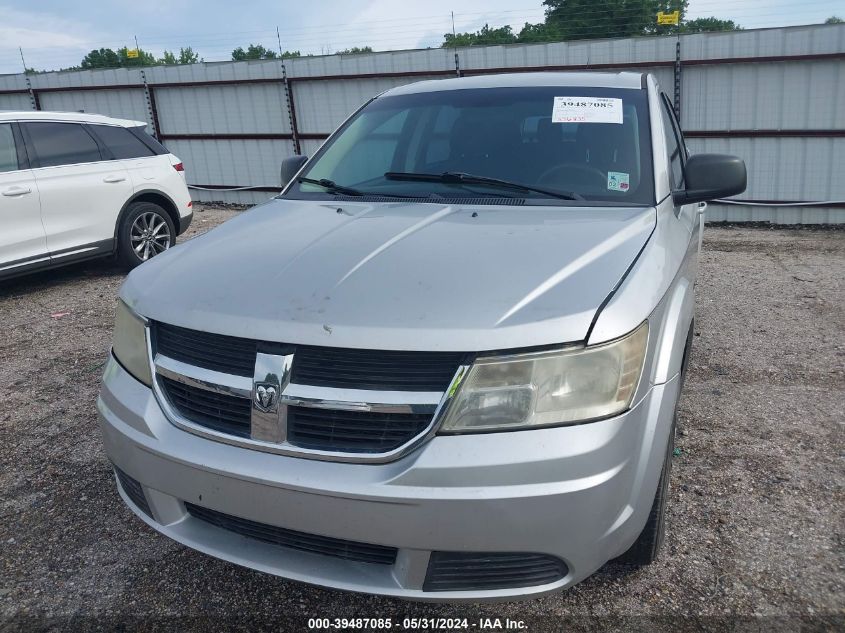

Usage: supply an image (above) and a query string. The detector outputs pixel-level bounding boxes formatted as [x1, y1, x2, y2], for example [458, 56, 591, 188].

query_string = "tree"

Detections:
[337, 46, 373, 54]
[80, 48, 121, 69]
[81, 47, 157, 69]
[515, 21, 561, 43]
[230, 44, 300, 61]
[440, 0, 737, 46]
[681, 17, 741, 33]
[543, 0, 688, 40]
[116, 47, 157, 67]
[79, 46, 200, 70]
[442, 24, 518, 47]
[232, 44, 277, 60]
[825, 16, 844, 24]
[161, 47, 201, 65]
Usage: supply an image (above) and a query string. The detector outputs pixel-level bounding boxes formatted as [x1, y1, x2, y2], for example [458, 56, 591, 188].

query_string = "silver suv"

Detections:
[98, 72, 746, 601]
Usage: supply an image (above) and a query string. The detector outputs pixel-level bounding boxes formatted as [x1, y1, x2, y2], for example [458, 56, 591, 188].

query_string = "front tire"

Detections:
[615, 321, 694, 567]
[614, 420, 675, 566]
[117, 202, 176, 269]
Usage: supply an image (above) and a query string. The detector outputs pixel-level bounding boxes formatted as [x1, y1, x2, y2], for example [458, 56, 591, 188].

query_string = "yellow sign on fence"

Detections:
[657, 11, 680, 25]
[127, 48, 140, 59]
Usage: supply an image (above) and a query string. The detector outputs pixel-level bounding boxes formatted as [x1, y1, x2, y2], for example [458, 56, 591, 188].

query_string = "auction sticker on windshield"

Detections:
[552, 97, 623, 124]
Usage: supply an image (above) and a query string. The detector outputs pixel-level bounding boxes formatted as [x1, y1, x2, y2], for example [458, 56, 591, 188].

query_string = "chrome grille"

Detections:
[287, 407, 433, 453]
[291, 345, 467, 392]
[152, 321, 465, 391]
[155, 322, 256, 377]
[159, 376, 251, 438]
[149, 322, 468, 462]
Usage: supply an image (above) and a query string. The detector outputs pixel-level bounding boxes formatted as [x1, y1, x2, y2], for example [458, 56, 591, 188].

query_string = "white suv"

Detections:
[0, 111, 192, 279]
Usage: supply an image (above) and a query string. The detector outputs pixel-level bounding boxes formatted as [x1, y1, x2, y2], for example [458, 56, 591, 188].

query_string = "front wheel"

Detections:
[614, 420, 675, 566]
[615, 322, 693, 566]
[117, 202, 176, 269]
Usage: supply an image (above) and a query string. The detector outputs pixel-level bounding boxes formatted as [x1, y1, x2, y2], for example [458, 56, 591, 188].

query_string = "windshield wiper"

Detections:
[384, 171, 584, 201]
[297, 176, 435, 200]
[298, 177, 363, 196]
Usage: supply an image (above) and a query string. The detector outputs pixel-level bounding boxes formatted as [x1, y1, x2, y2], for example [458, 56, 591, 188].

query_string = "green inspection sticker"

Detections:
[607, 171, 630, 192]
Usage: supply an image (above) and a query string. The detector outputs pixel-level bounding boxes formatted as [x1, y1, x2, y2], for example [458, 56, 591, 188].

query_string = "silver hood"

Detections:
[122, 199, 655, 351]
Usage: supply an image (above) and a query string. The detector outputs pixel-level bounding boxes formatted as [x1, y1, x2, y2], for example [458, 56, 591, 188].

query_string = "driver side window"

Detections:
[660, 95, 685, 190]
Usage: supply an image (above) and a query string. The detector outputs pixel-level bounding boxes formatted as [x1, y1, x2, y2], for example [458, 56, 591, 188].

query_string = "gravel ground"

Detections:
[1, 206, 843, 632]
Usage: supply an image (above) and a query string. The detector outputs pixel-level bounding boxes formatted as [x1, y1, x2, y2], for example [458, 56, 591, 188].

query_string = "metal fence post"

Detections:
[674, 38, 682, 121]
[25, 76, 39, 110]
[140, 70, 160, 140]
[279, 60, 300, 155]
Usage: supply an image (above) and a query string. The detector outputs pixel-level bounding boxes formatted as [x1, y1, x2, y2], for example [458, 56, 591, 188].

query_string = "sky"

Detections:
[0, 0, 842, 74]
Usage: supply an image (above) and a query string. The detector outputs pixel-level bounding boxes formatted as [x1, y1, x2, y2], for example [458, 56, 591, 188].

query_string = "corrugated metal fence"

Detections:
[1, 23, 843, 223]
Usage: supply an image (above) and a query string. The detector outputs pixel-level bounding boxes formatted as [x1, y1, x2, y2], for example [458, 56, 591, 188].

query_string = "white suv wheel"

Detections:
[130, 211, 172, 261]
[117, 201, 176, 269]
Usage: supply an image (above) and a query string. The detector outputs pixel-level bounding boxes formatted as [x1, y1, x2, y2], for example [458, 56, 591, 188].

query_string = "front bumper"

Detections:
[97, 355, 679, 601]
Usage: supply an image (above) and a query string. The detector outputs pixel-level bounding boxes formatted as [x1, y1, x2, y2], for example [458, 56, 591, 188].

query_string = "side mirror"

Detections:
[280, 155, 309, 187]
[673, 154, 747, 206]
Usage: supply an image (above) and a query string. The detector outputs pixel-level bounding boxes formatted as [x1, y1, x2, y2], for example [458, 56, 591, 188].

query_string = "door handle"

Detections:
[103, 175, 126, 183]
[697, 202, 708, 215]
[1, 186, 32, 197]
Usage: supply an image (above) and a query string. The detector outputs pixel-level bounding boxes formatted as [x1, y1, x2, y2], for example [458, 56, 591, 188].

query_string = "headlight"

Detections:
[112, 300, 152, 386]
[439, 321, 648, 433]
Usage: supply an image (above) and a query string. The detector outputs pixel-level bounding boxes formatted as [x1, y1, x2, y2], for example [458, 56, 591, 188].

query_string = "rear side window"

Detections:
[23, 122, 102, 168]
[0, 124, 18, 173]
[128, 127, 168, 155]
[90, 124, 156, 159]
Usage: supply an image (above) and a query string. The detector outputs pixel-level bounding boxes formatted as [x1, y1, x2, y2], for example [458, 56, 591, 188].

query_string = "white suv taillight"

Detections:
[173, 162, 184, 172]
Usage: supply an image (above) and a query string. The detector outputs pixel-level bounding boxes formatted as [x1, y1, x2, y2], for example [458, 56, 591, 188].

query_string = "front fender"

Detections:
[589, 198, 698, 387]
[650, 277, 695, 384]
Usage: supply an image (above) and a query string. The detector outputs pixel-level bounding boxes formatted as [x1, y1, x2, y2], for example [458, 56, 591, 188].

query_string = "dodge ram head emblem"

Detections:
[254, 383, 279, 412]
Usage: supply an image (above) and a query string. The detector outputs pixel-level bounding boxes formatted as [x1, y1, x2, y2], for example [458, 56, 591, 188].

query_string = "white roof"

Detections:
[386, 71, 644, 96]
[0, 110, 146, 127]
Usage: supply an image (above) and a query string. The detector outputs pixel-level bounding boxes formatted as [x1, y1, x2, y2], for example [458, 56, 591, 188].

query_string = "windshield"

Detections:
[285, 86, 654, 205]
